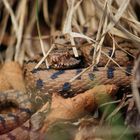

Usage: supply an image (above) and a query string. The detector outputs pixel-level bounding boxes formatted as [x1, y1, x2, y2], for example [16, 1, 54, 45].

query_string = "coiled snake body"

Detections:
[0, 44, 137, 138]
[0, 91, 32, 135]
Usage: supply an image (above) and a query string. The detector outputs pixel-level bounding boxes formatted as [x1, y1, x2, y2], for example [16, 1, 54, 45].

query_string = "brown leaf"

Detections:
[41, 84, 118, 133]
[0, 61, 25, 92]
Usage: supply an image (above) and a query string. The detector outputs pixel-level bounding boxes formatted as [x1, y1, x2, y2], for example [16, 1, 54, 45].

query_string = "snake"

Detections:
[0, 43, 137, 139]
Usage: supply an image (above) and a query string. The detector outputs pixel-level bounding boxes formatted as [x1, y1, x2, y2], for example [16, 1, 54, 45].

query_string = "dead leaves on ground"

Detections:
[40, 84, 118, 133]
[0, 61, 25, 92]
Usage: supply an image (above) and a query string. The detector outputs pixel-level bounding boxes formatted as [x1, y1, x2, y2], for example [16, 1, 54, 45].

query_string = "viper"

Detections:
[0, 41, 137, 139]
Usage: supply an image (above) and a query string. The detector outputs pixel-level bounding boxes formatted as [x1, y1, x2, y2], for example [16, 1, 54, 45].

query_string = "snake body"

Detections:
[24, 62, 132, 97]
[24, 45, 135, 97]
[0, 44, 137, 138]
[0, 90, 33, 135]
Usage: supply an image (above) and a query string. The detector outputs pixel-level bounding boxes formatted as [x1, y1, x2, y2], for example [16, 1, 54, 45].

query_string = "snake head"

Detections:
[48, 49, 80, 69]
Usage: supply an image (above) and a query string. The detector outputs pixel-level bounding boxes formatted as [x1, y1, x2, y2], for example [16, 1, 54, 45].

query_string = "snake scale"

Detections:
[0, 43, 137, 139]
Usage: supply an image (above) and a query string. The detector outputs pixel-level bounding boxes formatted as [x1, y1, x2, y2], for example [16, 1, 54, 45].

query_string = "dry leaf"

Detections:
[40, 84, 118, 133]
[0, 61, 25, 92]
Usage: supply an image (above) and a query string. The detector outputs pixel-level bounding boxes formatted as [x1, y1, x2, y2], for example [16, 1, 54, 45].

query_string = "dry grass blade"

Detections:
[0, 7, 9, 46]
[21, 2, 38, 60]
[104, 0, 130, 35]
[5, 32, 16, 61]
[101, 50, 133, 75]
[104, 34, 116, 68]
[63, 0, 82, 34]
[82, 0, 98, 32]
[14, 0, 27, 61]
[50, 0, 62, 33]
[36, 0, 49, 68]
[5, 0, 26, 62]
[76, 4, 85, 26]
[62, 0, 82, 57]
[106, 96, 126, 120]
[34, 44, 55, 69]
[36, 21, 49, 68]
[109, 28, 131, 40]
[43, 0, 50, 26]
[94, 0, 107, 43]
[93, 0, 140, 45]
[62, 0, 75, 33]
[121, 15, 140, 26]
[69, 64, 94, 83]
[115, 40, 136, 59]
[69, 32, 94, 42]
[5, 14, 19, 61]
[116, 22, 140, 43]
[2, 0, 18, 37]
[93, 0, 108, 65]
